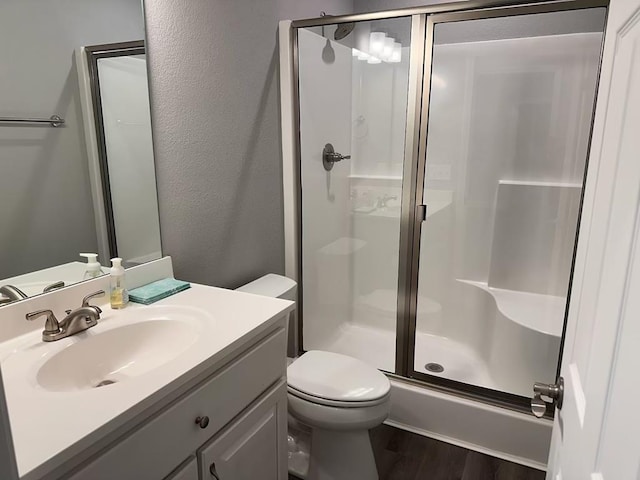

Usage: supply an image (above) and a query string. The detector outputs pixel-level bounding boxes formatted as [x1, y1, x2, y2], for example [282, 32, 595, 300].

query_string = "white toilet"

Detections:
[237, 274, 391, 480]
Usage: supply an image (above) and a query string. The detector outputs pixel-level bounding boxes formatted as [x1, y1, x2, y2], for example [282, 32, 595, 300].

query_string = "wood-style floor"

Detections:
[290, 424, 546, 480]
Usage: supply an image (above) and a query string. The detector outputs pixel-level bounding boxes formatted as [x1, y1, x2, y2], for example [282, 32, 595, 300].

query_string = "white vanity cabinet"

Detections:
[165, 457, 198, 480]
[62, 323, 288, 480]
[198, 381, 287, 480]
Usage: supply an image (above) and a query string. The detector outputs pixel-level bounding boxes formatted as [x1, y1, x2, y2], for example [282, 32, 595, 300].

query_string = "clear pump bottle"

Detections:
[109, 258, 129, 309]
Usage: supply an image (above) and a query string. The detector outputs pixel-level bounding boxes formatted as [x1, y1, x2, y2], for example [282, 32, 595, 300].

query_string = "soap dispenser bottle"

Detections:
[109, 258, 129, 309]
[80, 253, 103, 279]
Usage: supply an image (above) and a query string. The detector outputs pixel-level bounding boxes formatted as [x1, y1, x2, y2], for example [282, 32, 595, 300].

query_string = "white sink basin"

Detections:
[33, 306, 206, 392]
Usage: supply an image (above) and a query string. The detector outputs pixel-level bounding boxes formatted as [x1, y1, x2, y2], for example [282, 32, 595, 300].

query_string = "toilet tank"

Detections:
[236, 273, 297, 301]
[236, 274, 298, 356]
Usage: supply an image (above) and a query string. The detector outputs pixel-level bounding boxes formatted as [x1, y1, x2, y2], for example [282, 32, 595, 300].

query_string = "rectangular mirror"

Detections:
[0, 0, 161, 306]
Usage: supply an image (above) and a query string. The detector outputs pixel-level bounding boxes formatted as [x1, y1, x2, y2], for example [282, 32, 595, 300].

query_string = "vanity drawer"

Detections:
[67, 326, 286, 480]
[164, 456, 198, 480]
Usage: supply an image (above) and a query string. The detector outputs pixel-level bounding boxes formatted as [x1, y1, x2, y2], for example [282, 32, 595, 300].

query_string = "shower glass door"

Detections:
[297, 16, 415, 372]
[410, 7, 606, 400]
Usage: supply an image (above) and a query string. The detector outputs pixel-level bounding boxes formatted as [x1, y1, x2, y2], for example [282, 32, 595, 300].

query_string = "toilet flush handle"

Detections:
[209, 462, 220, 479]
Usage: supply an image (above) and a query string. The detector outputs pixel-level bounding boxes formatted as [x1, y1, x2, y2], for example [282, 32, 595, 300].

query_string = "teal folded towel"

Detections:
[129, 278, 191, 305]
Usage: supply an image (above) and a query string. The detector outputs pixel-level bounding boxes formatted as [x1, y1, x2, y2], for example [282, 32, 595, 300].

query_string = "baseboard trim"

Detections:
[384, 419, 547, 471]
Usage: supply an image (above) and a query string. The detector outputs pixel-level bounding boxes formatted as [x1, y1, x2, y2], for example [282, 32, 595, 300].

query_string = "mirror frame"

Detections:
[85, 41, 147, 260]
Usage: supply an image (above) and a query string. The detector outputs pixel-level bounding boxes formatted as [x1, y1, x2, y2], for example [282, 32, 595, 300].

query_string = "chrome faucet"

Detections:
[26, 290, 105, 342]
[376, 194, 398, 209]
[0, 285, 28, 305]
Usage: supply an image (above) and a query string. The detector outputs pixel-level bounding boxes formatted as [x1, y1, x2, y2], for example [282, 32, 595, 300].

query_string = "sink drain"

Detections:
[94, 379, 117, 388]
[425, 363, 444, 373]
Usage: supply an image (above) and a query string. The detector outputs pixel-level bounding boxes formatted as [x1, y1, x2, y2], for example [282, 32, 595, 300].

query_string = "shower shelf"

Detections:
[457, 279, 564, 337]
[348, 174, 402, 180]
[498, 179, 582, 189]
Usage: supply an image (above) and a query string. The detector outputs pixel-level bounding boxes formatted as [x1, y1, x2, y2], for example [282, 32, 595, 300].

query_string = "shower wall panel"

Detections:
[414, 16, 604, 396]
[298, 28, 354, 350]
[298, 17, 413, 372]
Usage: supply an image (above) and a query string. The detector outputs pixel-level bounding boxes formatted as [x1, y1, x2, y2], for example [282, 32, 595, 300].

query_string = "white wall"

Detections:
[297, 27, 354, 350]
[348, 19, 412, 341]
[350, 50, 410, 177]
[98, 55, 162, 265]
[415, 29, 603, 395]
[298, 17, 413, 371]
[0, 0, 145, 279]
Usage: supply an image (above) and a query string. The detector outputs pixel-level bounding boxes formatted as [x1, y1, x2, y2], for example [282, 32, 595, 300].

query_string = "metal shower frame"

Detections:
[84, 41, 146, 260]
[288, 0, 609, 414]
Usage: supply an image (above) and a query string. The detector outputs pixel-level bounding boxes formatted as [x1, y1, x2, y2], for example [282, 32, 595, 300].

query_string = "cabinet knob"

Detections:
[195, 416, 210, 429]
[210, 462, 220, 479]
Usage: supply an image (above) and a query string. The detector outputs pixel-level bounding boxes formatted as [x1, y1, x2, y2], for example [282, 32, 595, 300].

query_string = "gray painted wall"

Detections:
[354, 0, 450, 13]
[0, 0, 145, 279]
[144, 0, 353, 289]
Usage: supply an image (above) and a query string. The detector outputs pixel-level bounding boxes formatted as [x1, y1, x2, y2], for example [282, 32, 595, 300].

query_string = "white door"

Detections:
[547, 0, 640, 478]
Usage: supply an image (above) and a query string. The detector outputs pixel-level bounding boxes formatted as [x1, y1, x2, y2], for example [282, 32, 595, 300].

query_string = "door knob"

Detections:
[530, 377, 564, 418]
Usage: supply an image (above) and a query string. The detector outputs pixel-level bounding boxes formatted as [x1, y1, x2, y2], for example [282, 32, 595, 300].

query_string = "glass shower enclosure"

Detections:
[291, 0, 607, 411]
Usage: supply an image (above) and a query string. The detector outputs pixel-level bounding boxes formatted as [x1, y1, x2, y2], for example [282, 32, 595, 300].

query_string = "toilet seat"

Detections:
[288, 385, 391, 408]
[287, 350, 391, 407]
[287, 390, 390, 432]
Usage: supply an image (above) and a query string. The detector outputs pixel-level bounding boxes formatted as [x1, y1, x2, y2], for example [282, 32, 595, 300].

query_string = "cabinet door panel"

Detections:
[199, 380, 287, 480]
[165, 457, 198, 480]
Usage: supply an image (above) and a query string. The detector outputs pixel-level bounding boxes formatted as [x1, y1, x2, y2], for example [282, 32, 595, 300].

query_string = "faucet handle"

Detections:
[26, 310, 61, 334]
[82, 290, 105, 308]
[43, 281, 65, 293]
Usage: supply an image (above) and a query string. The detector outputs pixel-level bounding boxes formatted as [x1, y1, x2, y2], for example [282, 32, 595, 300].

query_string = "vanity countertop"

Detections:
[0, 284, 293, 480]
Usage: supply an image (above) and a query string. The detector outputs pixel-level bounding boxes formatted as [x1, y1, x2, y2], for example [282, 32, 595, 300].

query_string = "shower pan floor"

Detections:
[315, 323, 496, 390]
[413, 332, 495, 389]
[322, 323, 396, 372]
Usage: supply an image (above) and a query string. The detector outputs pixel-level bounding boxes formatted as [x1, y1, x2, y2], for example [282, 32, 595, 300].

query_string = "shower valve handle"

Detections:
[327, 152, 351, 161]
[323, 143, 351, 171]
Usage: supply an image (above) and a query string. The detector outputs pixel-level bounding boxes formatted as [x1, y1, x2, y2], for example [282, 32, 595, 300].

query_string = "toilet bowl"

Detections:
[237, 274, 391, 480]
[288, 350, 390, 480]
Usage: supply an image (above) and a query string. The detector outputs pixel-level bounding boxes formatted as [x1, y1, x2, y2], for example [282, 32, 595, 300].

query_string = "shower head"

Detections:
[334, 22, 355, 40]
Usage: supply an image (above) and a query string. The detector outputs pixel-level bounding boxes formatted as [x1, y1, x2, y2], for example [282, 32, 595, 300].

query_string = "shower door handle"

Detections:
[531, 377, 564, 418]
[416, 204, 427, 222]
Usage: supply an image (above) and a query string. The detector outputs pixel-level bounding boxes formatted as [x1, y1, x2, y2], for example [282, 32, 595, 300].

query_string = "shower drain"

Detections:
[94, 379, 117, 388]
[425, 363, 444, 373]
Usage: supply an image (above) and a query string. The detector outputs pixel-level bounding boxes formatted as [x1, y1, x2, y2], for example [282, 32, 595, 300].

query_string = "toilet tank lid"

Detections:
[287, 351, 390, 402]
[236, 273, 297, 300]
